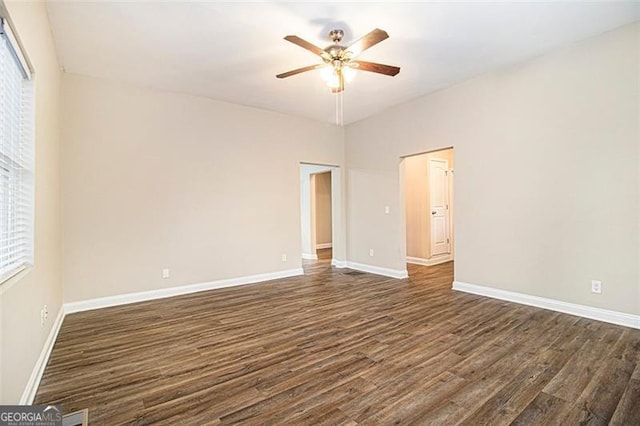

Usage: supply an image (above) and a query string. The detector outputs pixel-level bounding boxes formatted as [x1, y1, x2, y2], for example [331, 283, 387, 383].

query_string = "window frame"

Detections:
[0, 12, 35, 291]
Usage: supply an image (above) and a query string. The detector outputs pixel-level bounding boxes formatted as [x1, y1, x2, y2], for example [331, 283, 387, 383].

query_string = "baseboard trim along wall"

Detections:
[316, 243, 332, 249]
[65, 268, 304, 314]
[20, 306, 65, 404]
[331, 259, 347, 268]
[301, 253, 318, 260]
[345, 261, 409, 279]
[452, 281, 640, 329]
[406, 255, 452, 267]
[331, 259, 408, 279]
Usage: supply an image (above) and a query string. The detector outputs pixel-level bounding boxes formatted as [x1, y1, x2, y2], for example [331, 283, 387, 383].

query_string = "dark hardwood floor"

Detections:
[35, 255, 640, 425]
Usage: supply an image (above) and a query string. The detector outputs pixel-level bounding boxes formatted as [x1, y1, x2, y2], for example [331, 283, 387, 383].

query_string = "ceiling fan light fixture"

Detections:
[327, 68, 341, 89]
[277, 27, 399, 93]
[342, 66, 356, 83]
[320, 63, 352, 88]
[320, 65, 334, 83]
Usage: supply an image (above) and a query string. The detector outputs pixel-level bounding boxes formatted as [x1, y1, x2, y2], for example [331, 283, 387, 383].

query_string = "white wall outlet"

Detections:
[281, 254, 287, 262]
[369, 249, 374, 257]
[591, 280, 602, 294]
[40, 304, 49, 327]
[162, 268, 170, 279]
[384, 206, 390, 214]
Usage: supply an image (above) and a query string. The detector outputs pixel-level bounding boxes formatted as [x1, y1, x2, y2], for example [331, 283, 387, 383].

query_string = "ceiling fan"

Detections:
[276, 28, 400, 93]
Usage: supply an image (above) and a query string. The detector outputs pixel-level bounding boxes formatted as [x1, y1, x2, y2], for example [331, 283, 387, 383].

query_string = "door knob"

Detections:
[431, 211, 436, 215]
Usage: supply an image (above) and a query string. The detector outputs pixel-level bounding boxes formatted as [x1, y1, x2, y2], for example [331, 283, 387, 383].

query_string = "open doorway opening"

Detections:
[299, 163, 343, 271]
[313, 172, 333, 261]
[402, 148, 454, 274]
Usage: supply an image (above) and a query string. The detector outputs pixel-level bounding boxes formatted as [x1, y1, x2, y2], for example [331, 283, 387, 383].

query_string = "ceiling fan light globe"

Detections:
[320, 65, 334, 83]
[343, 66, 356, 83]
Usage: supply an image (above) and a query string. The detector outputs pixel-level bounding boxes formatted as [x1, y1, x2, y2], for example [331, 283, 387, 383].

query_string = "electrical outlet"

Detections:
[40, 304, 49, 327]
[591, 280, 602, 294]
[369, 249, 374, 257]
[162, 268, 170, 279]
[384, 206, 390, 214]
[281, 254, 287, 262]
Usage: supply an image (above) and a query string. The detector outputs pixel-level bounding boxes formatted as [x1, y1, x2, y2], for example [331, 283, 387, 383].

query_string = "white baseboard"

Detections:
[65, 268, 304, 314]
[345, 261, 408, 279]
[331, 259, 347, 268]
[301, 253, 318, 260]
[316, 243, 332, 249]
[19, 306, 65, 404]
[407, 255, 452, 266]
[452, 281, 640, 329]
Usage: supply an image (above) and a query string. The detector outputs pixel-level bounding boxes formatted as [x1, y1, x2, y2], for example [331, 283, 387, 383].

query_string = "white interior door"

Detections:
[430, 158, 450, 256]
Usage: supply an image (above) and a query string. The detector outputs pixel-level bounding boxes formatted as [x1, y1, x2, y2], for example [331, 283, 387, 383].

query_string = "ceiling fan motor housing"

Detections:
[324, 30, 347, 63]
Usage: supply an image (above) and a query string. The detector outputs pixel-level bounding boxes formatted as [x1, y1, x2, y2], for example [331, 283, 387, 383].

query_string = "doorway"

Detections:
[313, 172, 333, 261]
[299, 163, 343, 268]
[402, 148, 454, 269]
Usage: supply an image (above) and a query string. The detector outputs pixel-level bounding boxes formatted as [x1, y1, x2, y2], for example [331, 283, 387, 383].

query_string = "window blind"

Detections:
[0, 18, 34, 284]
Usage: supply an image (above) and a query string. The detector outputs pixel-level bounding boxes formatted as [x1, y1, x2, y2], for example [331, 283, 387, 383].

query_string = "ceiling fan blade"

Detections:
[346, 28, 389, 57]
[276, 64, 324, 79]
[284, 35, 327, 57]
[351, 60, 400, 76]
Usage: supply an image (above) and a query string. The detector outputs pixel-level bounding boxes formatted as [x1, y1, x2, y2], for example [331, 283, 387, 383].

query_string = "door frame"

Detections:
[399, 147, 455, 269]
[299, 163, 345, 266]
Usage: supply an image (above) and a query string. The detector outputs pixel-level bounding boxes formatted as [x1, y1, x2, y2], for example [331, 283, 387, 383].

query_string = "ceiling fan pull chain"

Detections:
[335, 91, 344, 126]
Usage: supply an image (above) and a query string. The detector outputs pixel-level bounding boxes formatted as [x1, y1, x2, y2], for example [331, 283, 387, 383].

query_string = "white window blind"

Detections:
[0, 17, 34, 284]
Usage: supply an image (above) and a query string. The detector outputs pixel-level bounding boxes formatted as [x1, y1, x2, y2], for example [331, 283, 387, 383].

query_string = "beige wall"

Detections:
[0, 1, 63, 403]
[314, 172, 332, 246]
[61, 73, 344, 303]
[346, 23, 640, 315]
[404, 149, 453, 260]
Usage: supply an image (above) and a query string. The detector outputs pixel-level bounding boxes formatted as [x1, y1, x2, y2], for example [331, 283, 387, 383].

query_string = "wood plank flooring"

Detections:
[35, 254, 640, 424]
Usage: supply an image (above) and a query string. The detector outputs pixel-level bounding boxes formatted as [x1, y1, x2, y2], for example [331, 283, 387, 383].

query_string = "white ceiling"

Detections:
[45, 1, 639, 124]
